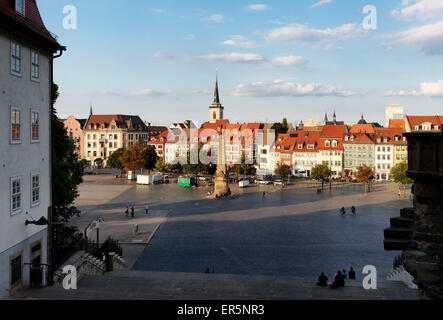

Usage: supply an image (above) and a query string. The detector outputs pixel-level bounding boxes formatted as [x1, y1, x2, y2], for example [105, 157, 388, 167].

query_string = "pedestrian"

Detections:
[329, 270, 345, 289]
[263, 192, 266, 199]
[125, 207, 129, 218]
[145, 203, 149, 215]
[349, 267, 356, 280]
[131, 206, 135, 219]
[342, 269, 348, 279]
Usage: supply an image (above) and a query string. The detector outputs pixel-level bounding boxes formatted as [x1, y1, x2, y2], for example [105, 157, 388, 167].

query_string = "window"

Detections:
[15, 0, 25, 15]
[11, 177, 22, 214]
[31, 51, 40, 80]
[31, 110, 39, 142]
[31, 174, 40, 206]
[325, 141, 330, 147]
[11, 41, 21, 74]
[332, 141, 337, 147]
[11, 107, 21, 143]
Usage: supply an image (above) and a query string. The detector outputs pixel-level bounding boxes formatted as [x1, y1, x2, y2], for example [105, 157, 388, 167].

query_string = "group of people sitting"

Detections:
[317, 268, 356, 289]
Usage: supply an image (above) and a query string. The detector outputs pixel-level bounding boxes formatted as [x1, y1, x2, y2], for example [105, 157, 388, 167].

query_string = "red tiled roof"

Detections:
[344, 133, 375, 144]
[389, 119, 405, 129]
[320, 125, 347, 138]
[0, 0, 61, 50]
[85, 115, 147, 130]
[349, 124, 375, 134]
[406, 115, 443, 128]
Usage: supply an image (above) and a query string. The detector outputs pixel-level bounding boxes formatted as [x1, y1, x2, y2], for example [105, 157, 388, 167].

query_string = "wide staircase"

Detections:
[17, 269, 419, 300]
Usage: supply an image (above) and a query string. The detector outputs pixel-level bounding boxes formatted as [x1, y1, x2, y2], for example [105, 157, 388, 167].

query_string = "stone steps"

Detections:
[17, 270, 420, 300]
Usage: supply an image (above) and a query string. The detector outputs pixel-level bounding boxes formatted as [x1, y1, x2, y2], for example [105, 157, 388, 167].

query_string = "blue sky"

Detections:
[38, 0, 443, 126]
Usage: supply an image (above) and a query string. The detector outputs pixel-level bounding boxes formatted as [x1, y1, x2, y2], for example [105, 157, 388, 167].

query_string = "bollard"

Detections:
[133, 224, 139, 235]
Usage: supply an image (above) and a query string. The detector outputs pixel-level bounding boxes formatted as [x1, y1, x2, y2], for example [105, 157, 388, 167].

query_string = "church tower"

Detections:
[209, 72, 224, 124]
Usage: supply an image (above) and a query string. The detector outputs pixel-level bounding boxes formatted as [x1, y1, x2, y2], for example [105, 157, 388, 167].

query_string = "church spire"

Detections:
[90, 104, 93, 116]
[213, 69, 220, 105]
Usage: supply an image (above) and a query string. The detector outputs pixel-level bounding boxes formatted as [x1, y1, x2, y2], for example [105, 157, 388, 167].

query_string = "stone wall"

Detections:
[384, 130, 443, 299]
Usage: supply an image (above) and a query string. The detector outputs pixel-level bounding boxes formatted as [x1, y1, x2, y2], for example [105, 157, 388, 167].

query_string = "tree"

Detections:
[356, 165, 376, 193]
[107, 148, 125, 176]
[390, 161, 413, 196]
[155, 159, 172, 173]
[182, 144, 210, 177]
[271, 118, 289, 134]
[120, 144, 145, 179]
[51, 84, 84, 223]
[142, 145, 159, 175]
[311, 163, 331, 191]
[94, 158, 103, 168]
[274, 162, 291, 183]
[231, 153, 257, 179]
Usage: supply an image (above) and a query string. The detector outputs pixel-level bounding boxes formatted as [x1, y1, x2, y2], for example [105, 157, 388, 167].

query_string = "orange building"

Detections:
[64, 116, 87, 159]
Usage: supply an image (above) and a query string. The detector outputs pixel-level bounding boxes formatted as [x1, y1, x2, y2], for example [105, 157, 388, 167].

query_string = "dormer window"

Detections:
[332, 141, 338, 147]
[414, 125, 419, 131]
[325, 141, 330, 147]
[395, 136, 399, 141]
[384, 138, 388, 143]
[15, 0, 25, 16]
[298, 144, 303, 149]
[345, 136, 349, 141]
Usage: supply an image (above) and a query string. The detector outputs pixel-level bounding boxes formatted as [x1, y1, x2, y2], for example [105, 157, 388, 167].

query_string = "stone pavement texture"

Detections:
[18, 270, 419, 300]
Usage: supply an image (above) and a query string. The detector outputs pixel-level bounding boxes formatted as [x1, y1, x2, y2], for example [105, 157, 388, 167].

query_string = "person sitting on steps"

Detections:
[317, 272, 328, 287]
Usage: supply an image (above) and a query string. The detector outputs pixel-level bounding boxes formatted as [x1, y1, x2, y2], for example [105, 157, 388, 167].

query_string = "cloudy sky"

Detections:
[39, 0, 443, 126]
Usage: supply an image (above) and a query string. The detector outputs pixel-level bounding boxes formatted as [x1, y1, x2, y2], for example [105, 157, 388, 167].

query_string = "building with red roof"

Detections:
[83, 114, 149, 164]
[405, 115, 443, 132]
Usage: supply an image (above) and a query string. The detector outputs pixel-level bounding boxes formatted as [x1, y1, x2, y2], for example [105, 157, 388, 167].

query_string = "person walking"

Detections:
[125, 206, 129, 218]
[145, 203, 149, 215]
[131, 206, 135, 219]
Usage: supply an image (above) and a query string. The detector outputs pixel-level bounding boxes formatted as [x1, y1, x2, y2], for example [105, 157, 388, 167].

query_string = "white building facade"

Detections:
[0, 0, 64, 298]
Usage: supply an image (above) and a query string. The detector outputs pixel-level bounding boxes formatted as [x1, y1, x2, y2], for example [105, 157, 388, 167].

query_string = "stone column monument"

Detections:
[384, 129, 443, 299]
[214, 131, 230, 197]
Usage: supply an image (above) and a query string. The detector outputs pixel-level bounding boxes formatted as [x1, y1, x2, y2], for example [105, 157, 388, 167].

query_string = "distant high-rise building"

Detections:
[385, 104, 404, 127]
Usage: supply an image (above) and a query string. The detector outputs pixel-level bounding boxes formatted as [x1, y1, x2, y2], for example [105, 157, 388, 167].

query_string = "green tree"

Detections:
[232, 153, 257, 179]
[274, 162, 291, 183]
[390, 160, 413, 196]
[356, 165, 376, 193]
[311, 163, 331, 191]
[94, 158, 103, 168]
[155, 159, 172, 173]
[120, 144, 145, 179]
[271, 118, 289, 134]
[51, 84, 84, 223]
[142, 145, 159, 175]
[107, 148, 125, 176]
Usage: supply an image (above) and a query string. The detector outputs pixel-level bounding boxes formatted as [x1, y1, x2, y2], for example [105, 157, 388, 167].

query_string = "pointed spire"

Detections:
[324, 112, 329, 122]
[213, 69, 220, 104]
[90, 104, 93, 116]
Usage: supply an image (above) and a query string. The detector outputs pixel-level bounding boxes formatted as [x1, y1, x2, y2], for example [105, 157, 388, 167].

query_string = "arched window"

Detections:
[213, 111, 217, 120]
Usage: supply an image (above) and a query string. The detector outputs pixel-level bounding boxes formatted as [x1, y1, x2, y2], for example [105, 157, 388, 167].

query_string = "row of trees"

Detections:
[309, 160, 411, 193]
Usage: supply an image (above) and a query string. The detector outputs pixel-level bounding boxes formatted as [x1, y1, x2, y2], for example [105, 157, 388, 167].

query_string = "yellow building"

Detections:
[392, 133, 408, 166]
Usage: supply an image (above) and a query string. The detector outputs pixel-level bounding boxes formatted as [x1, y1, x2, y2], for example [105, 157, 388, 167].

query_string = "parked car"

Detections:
[274, 180, 283, 186]
[259, 180, 272, 185]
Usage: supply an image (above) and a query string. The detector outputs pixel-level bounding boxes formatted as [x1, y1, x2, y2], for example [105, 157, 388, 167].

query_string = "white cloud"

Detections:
[219, 35, 257, 48]
[311, 0, 334, 8]
[202, 14, 225, 23]
[266, 23, 366, 49]
[391, 0, 443, 20]
[386, 80, 443, 97]
[232, 79, 359, 97]
[131, 88, 169, 97]
[185, 34, 195, 41]
[154, 51, 306, 67]
[268, 55, 307, 67]
[247, 4, 271, 11]
[198, 52, 265, 63]
[385, 20, 443, 55]
[150, 8, 166, 15]
[186, 89, 211, 95]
